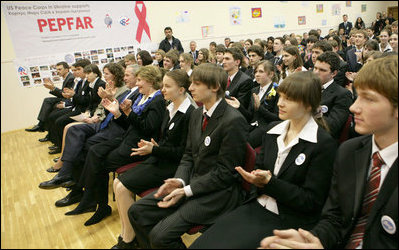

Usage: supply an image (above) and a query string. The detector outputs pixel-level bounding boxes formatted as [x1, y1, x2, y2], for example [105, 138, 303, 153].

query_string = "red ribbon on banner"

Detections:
[135, 1, 151, 43]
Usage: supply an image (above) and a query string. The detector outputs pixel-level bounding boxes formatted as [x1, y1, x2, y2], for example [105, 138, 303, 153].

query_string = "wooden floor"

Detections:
[1, 129, 200, 249]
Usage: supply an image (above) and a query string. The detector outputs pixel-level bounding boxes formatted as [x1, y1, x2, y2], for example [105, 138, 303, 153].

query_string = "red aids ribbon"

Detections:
[135, 1, 151, 43]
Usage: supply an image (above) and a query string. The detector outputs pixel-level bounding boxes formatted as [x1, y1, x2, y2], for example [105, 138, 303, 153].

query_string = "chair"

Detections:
[112, 161, 143, 201]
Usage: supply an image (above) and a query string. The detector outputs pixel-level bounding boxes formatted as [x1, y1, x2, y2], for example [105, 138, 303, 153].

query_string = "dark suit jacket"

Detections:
[321, 82, 353, 139]
[159, 36, 184, 53]
[238, 84, 280, 127]
[228, 70, 253, 110]
[49, 72, 74, 98]
[173, 99, 249, 224]
[312, 135, 398, 249]
[71, 78, 105, 115]
[246, 121, 337, 228]
[189, 50, 199, 63]
[147, 104, 195, 168]
[346, 47, 362, 72]
[339, 22, 353, 36]
[119, 93, 166, 149]
[334, 59, 349, 88]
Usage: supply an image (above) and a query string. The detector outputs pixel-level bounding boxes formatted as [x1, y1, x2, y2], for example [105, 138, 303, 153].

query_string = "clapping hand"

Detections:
[235, 166, 272, 188]
[131, 138, 159, 156]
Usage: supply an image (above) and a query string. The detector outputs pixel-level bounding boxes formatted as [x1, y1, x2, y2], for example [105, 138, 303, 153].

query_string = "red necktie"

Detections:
[202, 114, 209, 132]
[345, 152, 384, 249]
[227, 77, 231, 89]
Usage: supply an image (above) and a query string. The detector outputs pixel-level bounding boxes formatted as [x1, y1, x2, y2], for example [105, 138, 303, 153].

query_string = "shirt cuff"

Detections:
[183, 185, 193, 197]
[176, 178, 186, 187]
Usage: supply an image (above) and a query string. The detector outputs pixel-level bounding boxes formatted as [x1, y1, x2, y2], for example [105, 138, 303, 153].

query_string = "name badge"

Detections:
[169, 122, 175, 130]
[295, 153, 306, 165]
[82, 91, 85, 95]
[204, 136, 211, 147]
[321, 105, 328, 113]
[225, 90, 230, 96]
[381, 215, 396, 235]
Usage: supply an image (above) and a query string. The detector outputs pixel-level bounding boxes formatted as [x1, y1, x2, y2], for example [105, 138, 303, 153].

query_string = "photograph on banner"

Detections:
[251, 8, 262, 18]
[316, 4, 323, 13]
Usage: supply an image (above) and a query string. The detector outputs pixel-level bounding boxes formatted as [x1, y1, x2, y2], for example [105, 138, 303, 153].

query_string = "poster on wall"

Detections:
[332, 4, 341, 16]
[273, 16, 286, 28]
[346, 1, 352, 7]
[322, 19, 327, 26]
[230, 6, 241, 25]
[251, 8, 262, 18]
[298, 16, 306, 25]
[176, 10, 190, 23]
[1, 1, 157, 87]
[316, 4, 323, 13]
[361, 4, 367, 13]
[201, 26, 214, 38]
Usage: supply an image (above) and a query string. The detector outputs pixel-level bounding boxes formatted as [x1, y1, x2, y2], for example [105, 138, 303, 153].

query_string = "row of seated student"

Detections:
[32, 55, 397, 249]
[25, 29, 397, 249]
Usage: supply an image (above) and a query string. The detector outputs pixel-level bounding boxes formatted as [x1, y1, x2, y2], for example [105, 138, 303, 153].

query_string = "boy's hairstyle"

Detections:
[165, 50, 179, 65]
[136, 65, 163, 90]
[225, 47, 244, 65]
[247, 45, 264, 57]
[313, 41, 333, 52]
[179, 53, 194, 68]
[364, 39, 379, 51]
[72, 58, 91, 69]
[316, 51, 341, 72]
[191, 63, 228, 98]
[156, 49, 166, 59]
[164, 27, 172, 32]
[83, 64, 102, 78]
[215, 44, 226, 53]
[124, 54, 137, 63]
[56, 61, 70, 69]
[354, 56, 398, 109]
[307, 35, 319, 44]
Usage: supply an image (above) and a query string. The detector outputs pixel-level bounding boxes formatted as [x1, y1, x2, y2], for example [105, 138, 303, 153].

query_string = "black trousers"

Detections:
[128, 190, 196, 249]
[46, 108, 72, 144]
[37, 97, 63, 127]
[189, 200, 284, 249]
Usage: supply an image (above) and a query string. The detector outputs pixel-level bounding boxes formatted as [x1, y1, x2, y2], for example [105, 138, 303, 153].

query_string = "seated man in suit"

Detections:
[127, 63, 249, 249]
[346, 29, 368, 73]
[223, 47, 253, 109]
[313, 51, 353, 140]
[338, 14, 353, 36]
[259, 56, 397, 249]
[26, 61, 74, 134]
[188, 41, 199, 65]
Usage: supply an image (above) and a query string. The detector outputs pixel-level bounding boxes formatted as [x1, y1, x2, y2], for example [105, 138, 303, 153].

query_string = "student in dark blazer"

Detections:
[126, 63, 248, 249]
[338, 14, 353, 36]
[259, 53, 397, 250]
[346, 30, 368, 73]
[226, 60, 280, 148]
[190, 71, 337, 249]
[26, 61, 76, 132]
[65, 65, 166, 227]
[111, 69, 195, 249]
[313, 51, 353, 140]
[39, 65, 140, 202]
[223, 47, 253, 109]
[47, 64, 106, 150]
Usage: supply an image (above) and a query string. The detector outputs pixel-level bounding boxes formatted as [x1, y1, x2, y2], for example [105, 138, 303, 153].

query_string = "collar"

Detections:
[372, 135, 398, 169]
[187, 69, 193, 76]
[167, 96, 191, 115]
[229, 71, 238, 82]
[89, 77, 99, 88]
[203, 98, 222, 118]
[322, 79, 334, 90]
[260, 82, 272, 94]
[268, 116, 318, 143]
[129, 86, 138, 93]
[379, 43, 393, 52]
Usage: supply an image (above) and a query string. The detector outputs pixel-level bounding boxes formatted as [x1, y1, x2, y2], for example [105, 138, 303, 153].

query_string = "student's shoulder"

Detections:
[339, 134, 371, 151]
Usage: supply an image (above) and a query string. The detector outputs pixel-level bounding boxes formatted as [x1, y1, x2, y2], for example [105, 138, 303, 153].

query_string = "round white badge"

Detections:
[381, 215, 396, 235]
[169, 122, 175, 130]
[295, 153, 306, 165]
[225, 90, 230, 96]
[204, 136, 211, 147]
[321, 105, 328, 113]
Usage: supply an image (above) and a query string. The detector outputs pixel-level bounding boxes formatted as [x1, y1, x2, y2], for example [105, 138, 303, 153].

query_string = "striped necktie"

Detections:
[345, 152, 384, 249]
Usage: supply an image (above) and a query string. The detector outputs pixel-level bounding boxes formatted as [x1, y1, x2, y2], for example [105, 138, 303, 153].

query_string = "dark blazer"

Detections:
[159, 36, 184, 53]
[109, 88, 141, 131]
[346, 47, 362, 72]
[238, 84, 280, 126]
[119, 93, 166, 149]
[338, 22, 353, 36]
[71, 78, 106, 115]
[321, 82, 353, 139]
[312, 135, 398, 249]
[334, 59, 349, 88]
[173, 99, 249, 224]
[228, 70, 253, 110]
[189, 50, 199, 63]
[49, 72, 74, 98]
[248, 121, 337, 228]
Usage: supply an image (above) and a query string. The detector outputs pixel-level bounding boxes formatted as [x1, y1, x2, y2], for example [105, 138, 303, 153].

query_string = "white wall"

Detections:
[1, 1, 398, 133]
